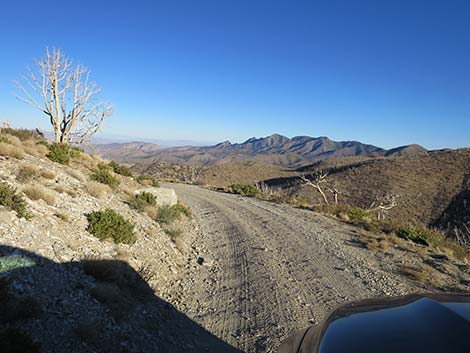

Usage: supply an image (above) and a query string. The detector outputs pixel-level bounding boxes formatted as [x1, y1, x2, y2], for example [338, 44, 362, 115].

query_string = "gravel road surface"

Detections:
[170, 183, 412, 353]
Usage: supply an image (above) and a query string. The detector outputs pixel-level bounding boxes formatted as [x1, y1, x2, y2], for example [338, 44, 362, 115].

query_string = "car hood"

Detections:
[278, 293, 470, 353]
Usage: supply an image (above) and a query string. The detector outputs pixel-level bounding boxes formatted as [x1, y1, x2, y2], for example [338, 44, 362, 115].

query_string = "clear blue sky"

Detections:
[0, 0, 469, 149]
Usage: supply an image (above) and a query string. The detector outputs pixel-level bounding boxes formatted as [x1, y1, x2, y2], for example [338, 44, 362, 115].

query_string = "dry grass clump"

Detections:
[400, 264, 443, 287]
[66, 168, 86, 181]
[23, 184, 56, 205]
[85, 181, 111, 199]
[0, 142, 25, 159]
[54, 184, 77, 197]
[18, 138, 48, 157]
[1, 134, 22, 146]
[35, 143, 50, 156]
[16, 165, 40, 182]
[40, 169, 56, 179]
[146, 206, 158, 220]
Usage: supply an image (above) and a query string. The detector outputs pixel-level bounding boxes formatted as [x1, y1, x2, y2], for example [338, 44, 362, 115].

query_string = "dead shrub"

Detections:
[85, 181, 111, 199]
[0, 142, 25, 159]
[23, 184, 56, 205]
[146, 206, 158, 220]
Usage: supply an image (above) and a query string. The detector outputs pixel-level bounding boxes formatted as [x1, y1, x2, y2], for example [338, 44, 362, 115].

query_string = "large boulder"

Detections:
[136, 187, 178, 207]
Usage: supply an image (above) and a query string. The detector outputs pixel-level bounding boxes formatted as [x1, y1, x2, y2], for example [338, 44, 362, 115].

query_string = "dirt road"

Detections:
[170, 184, 412, 353]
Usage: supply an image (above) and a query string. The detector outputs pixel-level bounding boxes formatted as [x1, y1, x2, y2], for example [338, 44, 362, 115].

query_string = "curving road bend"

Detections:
[169, 183, 411, 353]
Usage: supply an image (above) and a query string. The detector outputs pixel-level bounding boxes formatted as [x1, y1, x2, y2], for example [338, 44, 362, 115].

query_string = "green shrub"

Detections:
[229, 183, 259, 197]
[155, 203, 191, 225]
[0, 127, 44, 141]
[0, 183, 30, 219]
[109, 161, 133, 177]
[86, 209, 136, 244]
[69, 146, 82, 158]
[396, 226, 435, 246]
[0, 136, 9, 143]
[90, 165, 120, 188]
[347, 207, 372, 223]
[46, 143, 82, 164]
[136, 174, 159, 187]
[129, 192, 157, 212]
[47, 143, 70, 164]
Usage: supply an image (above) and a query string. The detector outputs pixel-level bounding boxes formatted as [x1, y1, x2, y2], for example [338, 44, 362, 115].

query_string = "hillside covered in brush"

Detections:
[267, 149, 470, 236]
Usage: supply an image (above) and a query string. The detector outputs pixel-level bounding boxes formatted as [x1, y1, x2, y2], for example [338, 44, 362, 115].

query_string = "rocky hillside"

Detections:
[0, 128, 222, 353]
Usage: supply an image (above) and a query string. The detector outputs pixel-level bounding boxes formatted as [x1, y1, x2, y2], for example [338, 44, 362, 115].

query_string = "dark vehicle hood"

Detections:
[279, 293, 470, 353]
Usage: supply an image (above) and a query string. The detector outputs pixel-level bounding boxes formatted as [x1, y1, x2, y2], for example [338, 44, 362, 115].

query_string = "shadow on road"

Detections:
[0, 245, 244, 353]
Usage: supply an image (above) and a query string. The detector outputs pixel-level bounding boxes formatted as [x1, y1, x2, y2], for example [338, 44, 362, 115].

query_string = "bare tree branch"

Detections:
[368, 192, 398, 220]
[15, 48, 112, 144]
[300, 170, 330, 205]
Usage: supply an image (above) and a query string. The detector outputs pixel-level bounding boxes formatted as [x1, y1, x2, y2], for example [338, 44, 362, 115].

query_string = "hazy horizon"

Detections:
[1, 1, 469, 150]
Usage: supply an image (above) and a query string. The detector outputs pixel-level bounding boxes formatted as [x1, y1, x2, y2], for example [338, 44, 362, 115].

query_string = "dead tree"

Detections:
[300, 170, 330, 205]
[15, 48, 112, 144]
[368, 192, 398, 220]
[328, 179, 341, 206]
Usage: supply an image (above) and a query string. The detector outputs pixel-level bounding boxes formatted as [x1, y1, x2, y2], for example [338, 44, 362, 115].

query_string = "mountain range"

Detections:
[89, 133, 429, 168]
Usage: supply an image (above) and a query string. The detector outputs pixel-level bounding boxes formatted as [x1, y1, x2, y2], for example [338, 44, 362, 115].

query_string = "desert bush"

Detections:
[90, 164, 120, 188]
[23, 185, 56, 205]
[0, 142, 25, 159]
[136, 174, 160, 187]
[86, 209, 136, 244]
[129, 192, 157, 212]
[0, 127, 44, 141]
[109, 161, 133, 177]
[47, 143, 70, 164]
[395, 226, 443, 247]
[16, 165, 40, 182]
[229, 183, 259, 197]
[346, 207, 373, 223]
[0, 183, 30, 218]
[46, 143, 82, 164]
[85, 181, 111, 199]
[155, 203, 191, 225]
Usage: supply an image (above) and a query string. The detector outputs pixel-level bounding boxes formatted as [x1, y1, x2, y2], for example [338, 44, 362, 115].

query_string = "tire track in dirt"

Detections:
[171, 184, 411, 353]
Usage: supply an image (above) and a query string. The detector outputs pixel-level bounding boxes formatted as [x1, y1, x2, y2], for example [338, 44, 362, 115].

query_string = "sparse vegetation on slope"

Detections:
[154, 203, 191, 225]
[90, 164, 120, 188]
[86, 209, 136, 244]
[129, 191, 157, 212]
[0, 183, 30, 219]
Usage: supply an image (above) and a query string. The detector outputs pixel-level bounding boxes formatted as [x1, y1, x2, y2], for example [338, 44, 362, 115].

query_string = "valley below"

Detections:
[171, 183, 418, 352]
